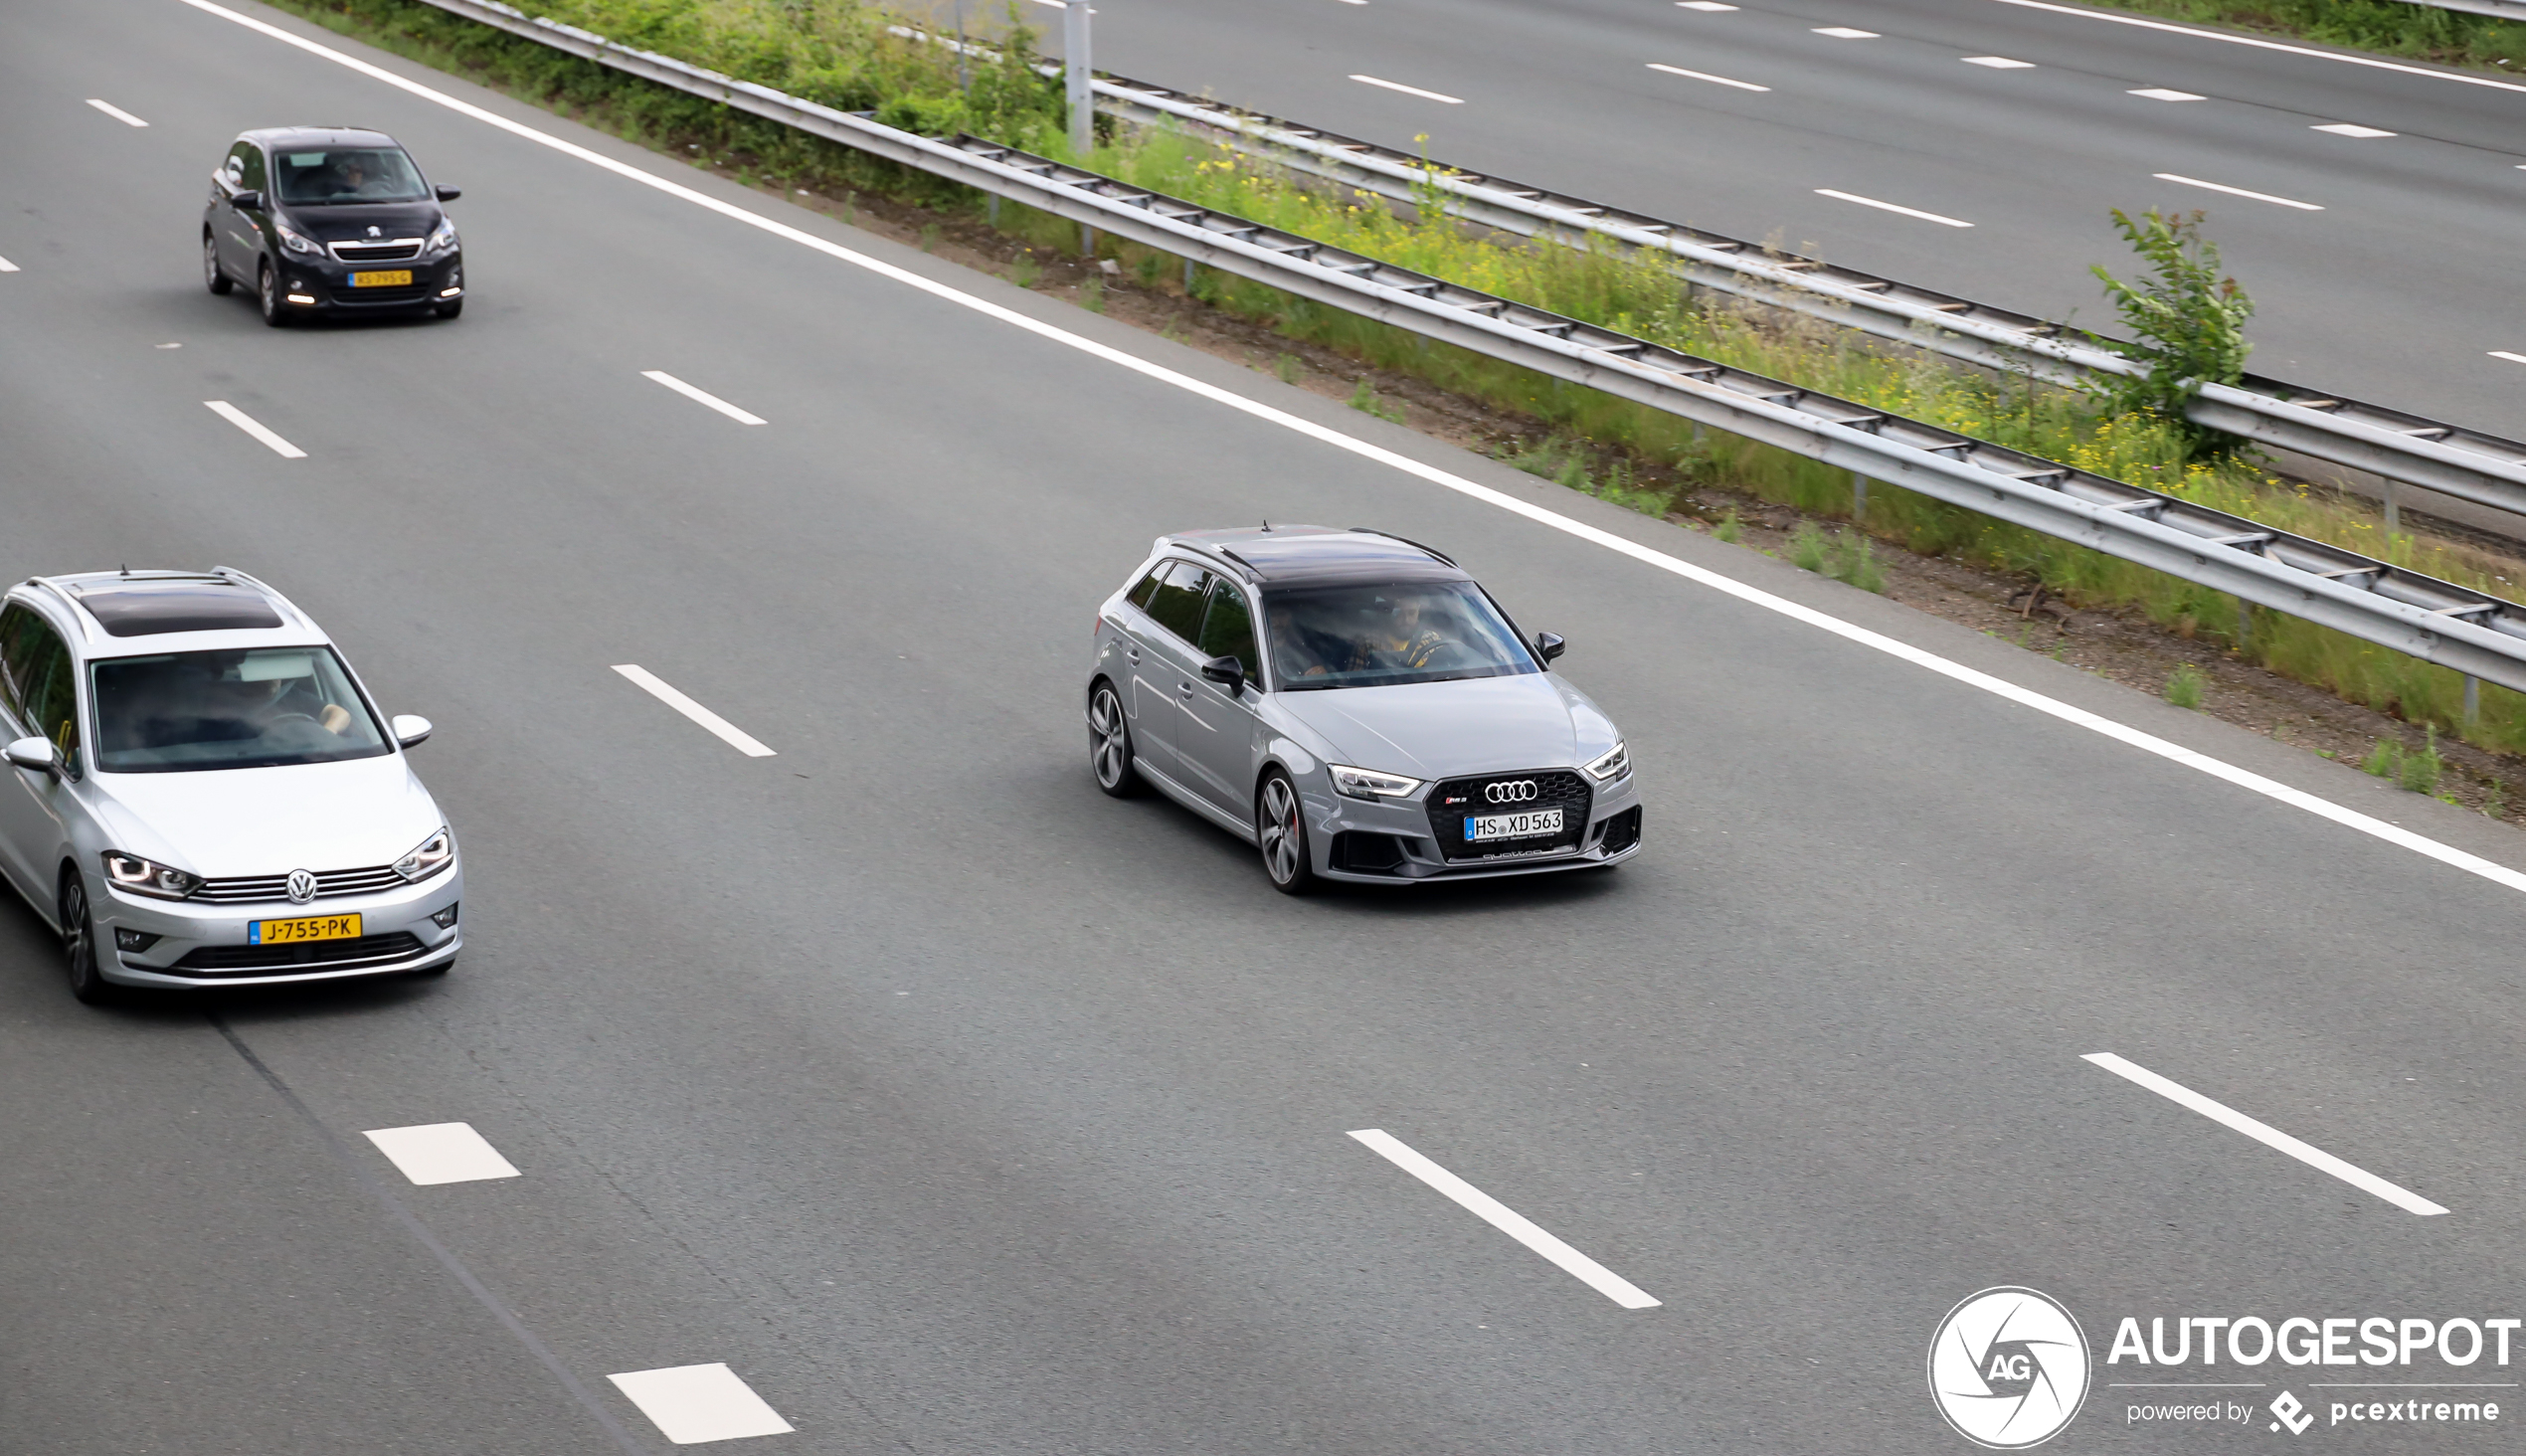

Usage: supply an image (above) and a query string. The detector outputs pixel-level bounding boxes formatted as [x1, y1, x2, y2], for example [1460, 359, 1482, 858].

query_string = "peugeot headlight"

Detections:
[394, 826, 454, 882]
[1329, 764, 1422, 801]
[425, 215, 459, 256]
[1582, 741, 1631, 782]
[275, 220, 323, 257]
[101, 850, 202, 900]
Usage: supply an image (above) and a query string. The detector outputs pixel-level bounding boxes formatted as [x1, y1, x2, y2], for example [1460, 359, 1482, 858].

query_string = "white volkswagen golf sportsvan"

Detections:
[0, 569, 459, 1001]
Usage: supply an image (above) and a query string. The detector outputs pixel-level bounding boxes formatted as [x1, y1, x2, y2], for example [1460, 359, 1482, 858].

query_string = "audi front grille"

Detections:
[1423, 769, 1592, 863]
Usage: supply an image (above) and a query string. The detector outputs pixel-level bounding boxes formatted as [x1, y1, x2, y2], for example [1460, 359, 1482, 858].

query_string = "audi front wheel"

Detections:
[1256, 772, 1317, 895]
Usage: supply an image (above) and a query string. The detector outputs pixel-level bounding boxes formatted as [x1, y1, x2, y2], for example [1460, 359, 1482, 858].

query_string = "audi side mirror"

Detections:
[229, 189, 263, 211]
[1198, 655, 1245, 694]
[1534, 632, 1566, 663]
[435, 185, 462, 202]
[4, 736, 58, 774]
[391, 714, 435, 750]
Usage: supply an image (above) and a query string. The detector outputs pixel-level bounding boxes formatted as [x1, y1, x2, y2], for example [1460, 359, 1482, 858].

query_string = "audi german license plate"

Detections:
[350, 270, 413, 287]
[1464, 808, 1563, 842]
[251, 913, 362, 945]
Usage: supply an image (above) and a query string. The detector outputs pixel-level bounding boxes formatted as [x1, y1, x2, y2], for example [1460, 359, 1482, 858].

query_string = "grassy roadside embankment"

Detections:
[266, 0, 2526, 775]
[2098, 0, 2526, 73]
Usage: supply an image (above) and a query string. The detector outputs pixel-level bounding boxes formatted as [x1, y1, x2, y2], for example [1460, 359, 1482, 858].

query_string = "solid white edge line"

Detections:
[1960, 56, 2036, 68]
[1676, 1, 1741, 9]
[1814, 188, 1974, 227]
[1996, 0, 2526, 94]
[2128, 88, 2206, 100]
[612, 664, 778, 756]
[1348, 1129, 1661, 1308]
[1811, 26, 1880, 37]
[362, 1123, 523, 1184]
[641, 369, 767, 424]
[1348, 74, 1465, 103]
[2081, 1054, 2448, 1215]
[1646, 63, 1770, 91]
[86, 97, 150, 126]
[176, 0, 2526, 908]
[2152, 172, 2324, 210]
[203, 400, 306, 457]
[0, 256, 18, 272]
[2490, 351, 2526, 366]
[2311, 122, 2396, 137]
[607, 1365, 795, 1444]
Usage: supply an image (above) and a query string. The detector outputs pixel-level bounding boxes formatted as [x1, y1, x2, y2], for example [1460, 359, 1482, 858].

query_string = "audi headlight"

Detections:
[101, 850, 202, 900]
[426, 216, 459, 256]
[1329, 764, 1422, 801]
[275, 220, 323, 257]
[394, 826, 454, 882]
[1582, 741, 1631, 782]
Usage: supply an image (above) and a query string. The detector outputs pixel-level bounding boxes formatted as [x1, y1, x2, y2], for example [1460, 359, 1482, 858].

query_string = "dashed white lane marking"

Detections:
[203, 401, 306, 457]
[608, 1365, 795, 1444]
[1676, 2, 1740, 10]
[363, 1123, 522, 1184]
[2491, 351, 2526, 366]
[0, 256, 18, 273]
[641, 369, 766, 424]
[1812, 25, 1879, 37]
[1348, 1129, 1661, 1309]
[183, 0, 2526, 907]
[2153, 172, 2324, 210]
[1349, 74, 1464, 103]
[1815, 188, 1974, 227]
[2312, 122, 2396, 137]
[1648, 62, 1770, 91]
[1961, 55, 2036, 67]
[2081, 1054, 2448, 1216]
[87, 97, 149, 126]
[1997, 0, 2526, 94]
[612, 664, 778, 756]
[2129, 87, 2204, 100]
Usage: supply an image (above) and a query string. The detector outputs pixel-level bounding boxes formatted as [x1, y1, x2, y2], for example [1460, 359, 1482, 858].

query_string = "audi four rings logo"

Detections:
[1485, 780, 1538, 804]
[285, 869, 317, 905]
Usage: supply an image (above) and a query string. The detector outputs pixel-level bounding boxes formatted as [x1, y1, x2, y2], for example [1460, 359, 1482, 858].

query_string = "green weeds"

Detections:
[2105, 0, 2526, 73]
[1348, 378, 1404, 424]
[2363, 727, 2445, 796]
[2166, 662, 2205, 710]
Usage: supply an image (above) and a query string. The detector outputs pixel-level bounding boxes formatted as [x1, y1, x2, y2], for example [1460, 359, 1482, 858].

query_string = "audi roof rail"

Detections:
[1346, 527, 1457, 568]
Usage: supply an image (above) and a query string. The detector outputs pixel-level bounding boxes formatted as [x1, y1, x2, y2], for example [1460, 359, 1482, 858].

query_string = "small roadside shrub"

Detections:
[2401, 726, 2443, 796]
[1714, 511, 1743, 544]
[2166, 662, 2206, 710]
[1791, 522, 1828, 573]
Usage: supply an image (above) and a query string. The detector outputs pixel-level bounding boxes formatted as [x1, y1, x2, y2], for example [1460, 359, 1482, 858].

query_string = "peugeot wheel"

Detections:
[258, 261, 289, 327]
[204, 233, 233, 294]
[1255, 772, 1317, 895]
[62, 874, 113, 1005]
[1088, 682, 1142, 798]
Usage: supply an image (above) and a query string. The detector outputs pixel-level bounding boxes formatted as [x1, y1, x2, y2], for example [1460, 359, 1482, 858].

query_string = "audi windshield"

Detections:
[91, 646, 391, 772]
[1262, 581, 1537, 690]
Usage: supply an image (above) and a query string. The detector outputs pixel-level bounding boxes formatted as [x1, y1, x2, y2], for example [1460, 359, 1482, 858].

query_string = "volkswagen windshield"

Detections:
[91, 646, 391, 772]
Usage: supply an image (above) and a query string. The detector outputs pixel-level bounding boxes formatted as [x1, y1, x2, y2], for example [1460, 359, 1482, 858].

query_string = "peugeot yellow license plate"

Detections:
[251, 913, 362, 946]
[350, 270, 413, 287]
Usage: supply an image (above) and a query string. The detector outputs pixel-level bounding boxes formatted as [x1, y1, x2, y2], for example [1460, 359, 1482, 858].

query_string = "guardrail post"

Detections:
[2384, 478, 2402, 538]
[1064, 0, 1092, 155]
[2466, 673, 2480, 728]
[1851, 471, 1868, 521]
[954, 0, 969, 91]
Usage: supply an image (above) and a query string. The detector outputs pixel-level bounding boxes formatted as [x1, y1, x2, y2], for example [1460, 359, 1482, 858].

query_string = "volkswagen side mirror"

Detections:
[435, 185, 462, 202]
[1198, 655, 1245, 694]
[391, 714, 435, 749]
[229, 189, 263, 211]
[1534, 633, 1565, 663]
[4, 736, 58, 774]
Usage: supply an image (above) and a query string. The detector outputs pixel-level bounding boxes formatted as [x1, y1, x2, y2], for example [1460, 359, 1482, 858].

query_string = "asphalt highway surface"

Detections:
[7, 1, 2526, 1451]
[1087, 0, 2526, 435]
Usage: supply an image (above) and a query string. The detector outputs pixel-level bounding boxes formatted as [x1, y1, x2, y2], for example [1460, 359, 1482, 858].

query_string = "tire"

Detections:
[258, 261, 289, 327]
[62, 874, 113, 1005]
[1255, 771, 1318, 895]
[433, 298, 462, 319]
[204, 233, 232, 294]
[1087, 681, 1142, 799]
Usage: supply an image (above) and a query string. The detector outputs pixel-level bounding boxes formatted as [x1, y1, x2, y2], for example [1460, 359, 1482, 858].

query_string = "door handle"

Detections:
[1126, 648, 1142, 665]
[1178, 680, 1194, 695]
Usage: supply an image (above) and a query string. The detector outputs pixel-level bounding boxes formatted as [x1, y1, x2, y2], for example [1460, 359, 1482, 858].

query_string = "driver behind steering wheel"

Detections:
[1374, 597, 1450, 670]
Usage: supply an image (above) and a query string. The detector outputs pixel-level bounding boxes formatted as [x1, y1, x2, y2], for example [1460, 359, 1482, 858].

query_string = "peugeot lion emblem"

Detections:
[285, 869, 318, 905]
[366, 224, 381, 237]
[1485, 780, 1539, 804]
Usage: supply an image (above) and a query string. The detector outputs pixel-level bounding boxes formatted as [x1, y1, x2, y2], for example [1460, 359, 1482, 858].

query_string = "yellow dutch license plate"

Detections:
[252, 913, 362, 946]
[350, 270, 413, 287]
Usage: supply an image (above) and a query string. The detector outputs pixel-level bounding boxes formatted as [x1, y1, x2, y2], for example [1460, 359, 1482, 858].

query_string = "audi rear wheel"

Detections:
[1256, 772, 1317, 895]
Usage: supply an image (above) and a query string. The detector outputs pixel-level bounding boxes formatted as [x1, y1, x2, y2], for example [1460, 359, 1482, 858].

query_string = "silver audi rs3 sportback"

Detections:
[0, 569, 460, 1002]
[1086, 527, 1642, 892]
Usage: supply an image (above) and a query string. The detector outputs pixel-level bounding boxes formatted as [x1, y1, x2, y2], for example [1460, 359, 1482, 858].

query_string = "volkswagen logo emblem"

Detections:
[285, 869, 318, 905]
[1485, 780, 1538, 804]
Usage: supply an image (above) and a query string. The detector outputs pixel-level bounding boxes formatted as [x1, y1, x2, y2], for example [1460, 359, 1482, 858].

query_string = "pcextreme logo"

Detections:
[1928, 1287, 2092, 1449]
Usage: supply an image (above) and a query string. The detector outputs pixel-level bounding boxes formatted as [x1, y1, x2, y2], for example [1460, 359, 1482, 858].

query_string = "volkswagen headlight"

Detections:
[1582, 741, 1631, 782]
[425, 215, 459, 256]
[275, 220, 323, 257]
[394, 827, 454, 882]
[101, 850, 202, 900]
[1329, 764, 1422, 801]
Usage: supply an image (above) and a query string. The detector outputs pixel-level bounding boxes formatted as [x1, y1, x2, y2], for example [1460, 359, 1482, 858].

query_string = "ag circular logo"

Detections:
[1927, 1287, 2090, 1448]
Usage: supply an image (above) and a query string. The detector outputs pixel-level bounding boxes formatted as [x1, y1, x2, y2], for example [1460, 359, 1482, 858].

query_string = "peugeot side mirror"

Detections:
[1534, 632, 1566, 663]
[4, 736, 58, 774]
[229, 189, 263, 211]
[435, 185, 462, 202]
[391, 714, 435, 750]
[1198, 655, 1246, 694]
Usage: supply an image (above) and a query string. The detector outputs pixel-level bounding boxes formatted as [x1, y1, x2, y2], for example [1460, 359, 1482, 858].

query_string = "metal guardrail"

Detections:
[1093, 79, 2526, 524]
[2389, 0, 2526, 22]
[417, 0, 2526, 695]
